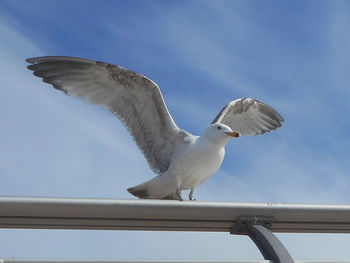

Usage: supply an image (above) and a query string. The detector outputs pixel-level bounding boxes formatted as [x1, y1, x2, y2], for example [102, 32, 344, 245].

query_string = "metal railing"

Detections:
[3, 260, 350, 263]
[2, 196, 350, 263]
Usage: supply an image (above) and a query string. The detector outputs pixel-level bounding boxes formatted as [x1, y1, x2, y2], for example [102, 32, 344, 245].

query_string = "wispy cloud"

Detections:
[1, 0, 350, 260]
[0, 16, 150, 198]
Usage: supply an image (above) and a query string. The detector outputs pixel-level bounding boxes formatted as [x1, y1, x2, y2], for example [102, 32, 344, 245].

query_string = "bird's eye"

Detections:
[217, 126, 222, 130]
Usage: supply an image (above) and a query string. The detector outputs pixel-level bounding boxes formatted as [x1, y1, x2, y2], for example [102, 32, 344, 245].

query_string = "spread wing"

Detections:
[212, 98, 284, 136]
[27, 56, 190, 174]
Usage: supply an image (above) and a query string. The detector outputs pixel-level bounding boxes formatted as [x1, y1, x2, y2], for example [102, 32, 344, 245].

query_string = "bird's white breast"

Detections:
[167, 137, 226, 190]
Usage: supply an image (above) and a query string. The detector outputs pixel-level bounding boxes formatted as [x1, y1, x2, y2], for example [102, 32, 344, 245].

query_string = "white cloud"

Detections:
[0, 14, 150, 198]
[1, 1, 350, 261]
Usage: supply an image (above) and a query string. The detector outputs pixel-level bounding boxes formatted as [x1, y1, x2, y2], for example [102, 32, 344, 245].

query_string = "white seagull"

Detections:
[27, 56, 284, 201]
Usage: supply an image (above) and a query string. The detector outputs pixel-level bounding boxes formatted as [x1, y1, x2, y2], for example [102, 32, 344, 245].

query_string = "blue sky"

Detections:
[1, 0, 350, 260]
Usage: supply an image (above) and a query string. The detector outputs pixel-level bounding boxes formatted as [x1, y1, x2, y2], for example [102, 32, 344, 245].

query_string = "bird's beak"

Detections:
[225, 131, 240, 138]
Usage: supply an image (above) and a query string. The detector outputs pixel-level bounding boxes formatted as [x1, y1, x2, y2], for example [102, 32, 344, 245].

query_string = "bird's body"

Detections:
[131, 126, 230, 200]
[168, 134, 225, 191]
[26, 56, 284, 201]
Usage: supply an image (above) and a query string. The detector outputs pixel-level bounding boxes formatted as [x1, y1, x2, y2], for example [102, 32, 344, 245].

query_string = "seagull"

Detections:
[26, 56, 284, 201]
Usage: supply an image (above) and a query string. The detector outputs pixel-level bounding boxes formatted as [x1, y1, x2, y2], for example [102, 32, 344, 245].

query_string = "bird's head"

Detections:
[203, 123, 240, 143]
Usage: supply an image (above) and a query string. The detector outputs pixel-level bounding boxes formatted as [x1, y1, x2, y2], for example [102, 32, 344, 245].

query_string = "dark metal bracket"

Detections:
[231, 216, 295, 263]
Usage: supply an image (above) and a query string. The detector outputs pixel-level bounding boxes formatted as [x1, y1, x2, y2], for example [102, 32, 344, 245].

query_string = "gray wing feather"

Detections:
[212, 98, 284, 136]
[27, 56, 188, 174]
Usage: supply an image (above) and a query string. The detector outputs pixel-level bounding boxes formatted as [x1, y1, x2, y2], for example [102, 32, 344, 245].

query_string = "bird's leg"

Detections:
[176, 188, 184, 201]
[189, 188, 195, 201]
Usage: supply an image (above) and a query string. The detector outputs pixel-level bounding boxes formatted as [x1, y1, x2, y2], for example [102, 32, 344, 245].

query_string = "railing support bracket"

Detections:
[231, 216, 295, 263]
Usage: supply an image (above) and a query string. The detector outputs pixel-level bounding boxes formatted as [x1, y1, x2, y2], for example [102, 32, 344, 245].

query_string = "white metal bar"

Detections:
[2, 260, 271, 263]
[2, 259, 350, 263]
[1, 196, 350, 233]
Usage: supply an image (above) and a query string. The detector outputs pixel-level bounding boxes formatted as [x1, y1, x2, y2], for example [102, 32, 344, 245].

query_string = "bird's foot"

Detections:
[176, 189, 184, 201]
[189, 189, 195, 201]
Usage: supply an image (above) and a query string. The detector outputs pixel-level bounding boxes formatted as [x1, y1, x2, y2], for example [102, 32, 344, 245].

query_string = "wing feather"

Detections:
[212, 98, 284, 136]
[27, 56, 189, 174]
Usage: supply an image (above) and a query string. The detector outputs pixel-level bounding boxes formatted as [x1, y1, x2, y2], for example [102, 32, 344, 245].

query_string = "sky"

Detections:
[0, 0, 350, 261]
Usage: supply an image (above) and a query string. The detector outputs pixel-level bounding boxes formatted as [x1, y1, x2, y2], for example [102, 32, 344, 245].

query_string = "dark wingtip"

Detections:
[26, 56, 98, 65]
[26, 58, 34, 64]
[26, 57, 44, 64]
[280, 115, 285, 123]
[27, 64, 36, 71]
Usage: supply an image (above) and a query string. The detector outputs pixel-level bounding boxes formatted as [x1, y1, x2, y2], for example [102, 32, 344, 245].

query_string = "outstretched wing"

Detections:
[212, 98, 284, 136]
[27, 56, 189, 174]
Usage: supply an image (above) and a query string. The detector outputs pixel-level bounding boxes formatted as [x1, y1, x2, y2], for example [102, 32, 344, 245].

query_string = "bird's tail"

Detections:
[127, 181, 150, 199]
[127, 176, 178, 200]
